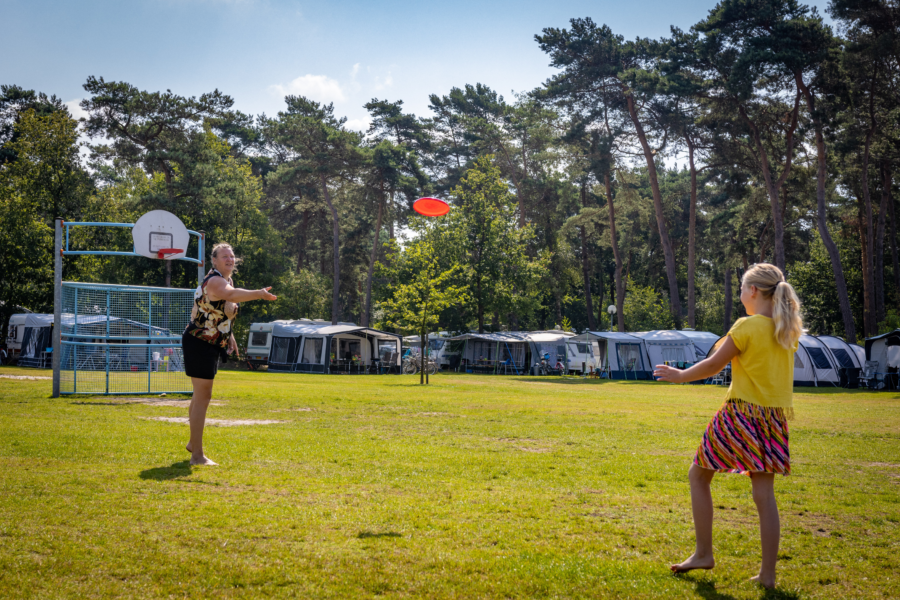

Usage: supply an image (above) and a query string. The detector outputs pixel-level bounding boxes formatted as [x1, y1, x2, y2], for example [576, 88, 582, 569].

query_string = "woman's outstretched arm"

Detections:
[206, 277, 277, 303]
[653, 337, 739, 384]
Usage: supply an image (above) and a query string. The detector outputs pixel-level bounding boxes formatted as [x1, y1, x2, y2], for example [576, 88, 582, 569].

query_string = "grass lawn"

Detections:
[1, 365, 898, 599]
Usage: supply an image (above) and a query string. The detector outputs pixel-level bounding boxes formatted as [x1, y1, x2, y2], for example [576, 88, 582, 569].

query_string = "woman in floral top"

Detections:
[182, 243, 276, 466]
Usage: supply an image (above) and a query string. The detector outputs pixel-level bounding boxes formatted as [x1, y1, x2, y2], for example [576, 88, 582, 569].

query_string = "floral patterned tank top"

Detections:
[184, 269, 238, 349]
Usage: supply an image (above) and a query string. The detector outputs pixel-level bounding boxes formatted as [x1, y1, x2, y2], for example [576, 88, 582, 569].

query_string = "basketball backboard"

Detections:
[132, 211, 190, 260]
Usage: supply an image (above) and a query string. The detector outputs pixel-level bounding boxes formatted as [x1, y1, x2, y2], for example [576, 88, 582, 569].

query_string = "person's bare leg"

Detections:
[749, 472, 779, 588]
[188, 377, 217, 466]
[672, 464, 716, 573]
[186, 397, 195, 453]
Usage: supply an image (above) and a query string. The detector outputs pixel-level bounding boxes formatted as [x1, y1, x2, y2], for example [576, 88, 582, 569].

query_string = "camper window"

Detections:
[251, 331, 269, 347]
[429, 339, 445, 352]
[575, 343, 590, 355]
[7, 325, 16, 344]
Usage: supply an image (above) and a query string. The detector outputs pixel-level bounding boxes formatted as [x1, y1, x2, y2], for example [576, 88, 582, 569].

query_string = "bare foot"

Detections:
[750, 574, 775, 589]
[671, 553, 715, 573]
[190, 454, 218, 466]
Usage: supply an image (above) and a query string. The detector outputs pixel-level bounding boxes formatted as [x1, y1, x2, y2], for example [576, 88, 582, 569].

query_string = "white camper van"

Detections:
[565, 338, 597, 374]
[245, 320, 294, 369]
[5, 314, 54, 367]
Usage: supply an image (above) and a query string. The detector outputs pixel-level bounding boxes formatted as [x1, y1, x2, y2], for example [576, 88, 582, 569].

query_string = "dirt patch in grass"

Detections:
[0, 374, 52, 380]
[77, 397, 223, 407]
[413, 412, 463, 418]
[142, 417, 284, 426]
[271, 407, 315, 412]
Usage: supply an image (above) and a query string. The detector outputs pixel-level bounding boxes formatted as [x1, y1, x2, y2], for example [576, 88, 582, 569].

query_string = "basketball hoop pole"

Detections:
[52, 218, 62, 398]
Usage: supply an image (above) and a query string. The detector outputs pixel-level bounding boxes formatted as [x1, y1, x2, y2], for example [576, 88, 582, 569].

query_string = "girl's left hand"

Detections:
[653, 364, 684, 383]
[228, 335, 239, 358]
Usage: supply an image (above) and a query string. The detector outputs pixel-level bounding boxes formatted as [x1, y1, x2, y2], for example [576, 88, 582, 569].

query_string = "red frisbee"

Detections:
[413, 197, 450, 217]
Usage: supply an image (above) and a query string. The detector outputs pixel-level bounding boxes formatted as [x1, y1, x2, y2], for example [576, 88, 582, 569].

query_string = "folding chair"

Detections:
[860, 361, 879, 389]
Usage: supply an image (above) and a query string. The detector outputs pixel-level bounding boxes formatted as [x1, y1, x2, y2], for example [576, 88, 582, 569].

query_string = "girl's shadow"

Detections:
[139, 460, 192, 481]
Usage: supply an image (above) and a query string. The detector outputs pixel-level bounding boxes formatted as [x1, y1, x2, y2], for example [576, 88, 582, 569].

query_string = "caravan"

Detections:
[572, 331, 651, 379]
[6, 314, 54, 367]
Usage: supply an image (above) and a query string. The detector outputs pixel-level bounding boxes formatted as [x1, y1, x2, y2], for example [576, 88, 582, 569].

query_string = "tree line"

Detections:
[1, 0, 898, 346]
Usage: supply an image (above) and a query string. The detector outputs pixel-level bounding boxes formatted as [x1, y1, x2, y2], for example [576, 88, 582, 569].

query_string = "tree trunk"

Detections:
[320, 174, 341, 325]
[362, 197, 384, 328]
[477, 279, 484, 333]
[604, 173, 626, 331]
[580, 225, 596, 331]
[623, 91, 682, 327]
[296, 209, 310, 273]
[860, 84, 878, 335]
[875, 162, 890, 324]
[723, 267, 733, 333]
[889, 176, 900, 303]
[859, 196, 873, 338]
[737, 96, 799, 271]
[795, 76, 857, 342]
[687, 140, 698, 329]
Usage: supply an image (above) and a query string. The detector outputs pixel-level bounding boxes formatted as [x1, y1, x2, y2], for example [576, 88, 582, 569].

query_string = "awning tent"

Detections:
[16, 313, 173, 369]
[850, 343, 867, 367]
[267, 320, 402, 373]
[676, 330, 722, 359]
[817, 335, 863, 370]
[865, 329, 900, 370]
[15, 314, 54, 368]
[796, 334, 840, 386]
[446, 331, 533, 374]
[631, 330, 698, 368]
[572, 331, 650, 379]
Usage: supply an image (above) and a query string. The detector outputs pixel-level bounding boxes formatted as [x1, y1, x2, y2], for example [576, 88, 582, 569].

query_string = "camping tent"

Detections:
[865, 329, 900, 371]
[631, 331, 698, 367]
[267, 321, 402, 373]
[572, 331, 651, 379]
[676, 330, 722, 359]
[818, 335, 863, 387]
[795, 334, 841, 386]
[850, 343, 867, 368]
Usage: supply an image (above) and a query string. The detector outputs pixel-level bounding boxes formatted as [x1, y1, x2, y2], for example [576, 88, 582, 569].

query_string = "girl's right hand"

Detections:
[653, 364, 684, 383]
[258, 287, 277, 301]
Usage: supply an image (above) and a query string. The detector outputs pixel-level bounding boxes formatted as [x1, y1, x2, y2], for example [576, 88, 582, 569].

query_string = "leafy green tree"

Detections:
[443, 156, 545, 332]
[622, 277, 676, 331]
[537, 19, 685, 327]
[379, 231, 467, 384]
[266, 96, 365, 323]
[0, 85, 67, 166]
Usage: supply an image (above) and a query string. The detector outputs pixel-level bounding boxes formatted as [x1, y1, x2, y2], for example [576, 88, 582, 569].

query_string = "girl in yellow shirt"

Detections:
[654, 263, 803, 589]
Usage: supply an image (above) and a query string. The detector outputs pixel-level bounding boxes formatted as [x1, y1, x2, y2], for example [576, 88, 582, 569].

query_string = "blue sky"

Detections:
[3, 0, 833, 132]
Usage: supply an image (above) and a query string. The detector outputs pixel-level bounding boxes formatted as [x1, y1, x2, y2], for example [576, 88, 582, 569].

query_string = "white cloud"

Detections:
[344, 117, 371, 133]
[373, 73, 393, 91]
[269, 74, 346, 103]
[65, 99, 89, 122]
[350, 63, 360, 78]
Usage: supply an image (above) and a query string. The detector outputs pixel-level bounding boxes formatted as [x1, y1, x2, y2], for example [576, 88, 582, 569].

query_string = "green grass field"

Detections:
[1, 366, 898, 599]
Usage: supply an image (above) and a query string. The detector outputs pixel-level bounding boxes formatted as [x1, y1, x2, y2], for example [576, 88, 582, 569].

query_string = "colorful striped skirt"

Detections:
[694, 399, 790, 475]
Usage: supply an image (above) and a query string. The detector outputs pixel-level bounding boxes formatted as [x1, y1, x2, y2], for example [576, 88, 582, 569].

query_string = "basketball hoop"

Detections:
[157, 248, 184, 259]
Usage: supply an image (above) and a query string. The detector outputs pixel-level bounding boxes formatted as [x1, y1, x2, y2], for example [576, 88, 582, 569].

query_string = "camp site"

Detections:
[2, 0, 900, 597]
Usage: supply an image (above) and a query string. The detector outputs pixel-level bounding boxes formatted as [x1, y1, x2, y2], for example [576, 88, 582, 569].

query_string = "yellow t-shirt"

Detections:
[725, 315, 796, 409]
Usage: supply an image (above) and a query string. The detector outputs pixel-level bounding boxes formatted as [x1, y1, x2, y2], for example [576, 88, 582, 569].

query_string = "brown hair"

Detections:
[742, 263, 803, 350]
[210, 243, 243, 273]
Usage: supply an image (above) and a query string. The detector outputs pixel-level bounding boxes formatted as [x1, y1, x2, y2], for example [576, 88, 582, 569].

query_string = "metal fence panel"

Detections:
[59, 282, 193, 394]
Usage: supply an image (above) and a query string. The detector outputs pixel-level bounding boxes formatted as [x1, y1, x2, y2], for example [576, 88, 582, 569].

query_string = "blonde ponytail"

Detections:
[743, 264, 803, 350]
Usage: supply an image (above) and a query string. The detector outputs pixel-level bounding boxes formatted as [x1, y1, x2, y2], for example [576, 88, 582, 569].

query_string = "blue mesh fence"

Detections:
[59, 282, 194, 394]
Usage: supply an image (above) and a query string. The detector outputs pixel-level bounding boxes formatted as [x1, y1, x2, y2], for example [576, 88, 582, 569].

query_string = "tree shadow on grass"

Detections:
[140, 460, 192, 481]
[357, 531, 402, 539]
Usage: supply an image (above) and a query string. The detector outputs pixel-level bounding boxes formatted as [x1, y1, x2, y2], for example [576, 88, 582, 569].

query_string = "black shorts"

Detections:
[182, 331, 222, 380]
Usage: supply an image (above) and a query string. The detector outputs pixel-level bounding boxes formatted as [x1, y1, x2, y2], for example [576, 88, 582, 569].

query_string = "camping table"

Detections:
[473, 360, 497, 374]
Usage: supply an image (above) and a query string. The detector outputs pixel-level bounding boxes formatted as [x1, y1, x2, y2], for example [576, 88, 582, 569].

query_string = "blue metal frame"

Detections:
[62, 221, 203, 265]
